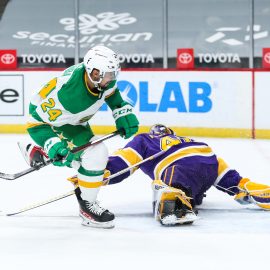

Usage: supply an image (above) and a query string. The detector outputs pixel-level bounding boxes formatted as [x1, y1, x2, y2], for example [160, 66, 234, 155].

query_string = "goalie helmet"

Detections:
[149, 124, 175, 136]
[83, 45, 120, 89]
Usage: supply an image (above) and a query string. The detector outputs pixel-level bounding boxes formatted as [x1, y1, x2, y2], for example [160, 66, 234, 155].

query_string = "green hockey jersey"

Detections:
[27, 63, 124, 147]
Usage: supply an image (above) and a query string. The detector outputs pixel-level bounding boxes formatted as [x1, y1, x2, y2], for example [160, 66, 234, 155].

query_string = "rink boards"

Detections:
[0, 69, 269, 138]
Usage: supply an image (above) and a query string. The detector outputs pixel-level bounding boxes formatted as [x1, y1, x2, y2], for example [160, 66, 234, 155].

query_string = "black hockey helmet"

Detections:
[149, 124, 174, 136]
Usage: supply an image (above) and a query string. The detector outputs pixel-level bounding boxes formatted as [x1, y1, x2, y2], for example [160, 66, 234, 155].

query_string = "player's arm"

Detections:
[27, 76, 64, 148]
[105, 85, 139, 139]
[103, 134, 146, 185]
[27, 78, 75, 167]
[27, 102, 75, 167]
[27, 103, 59, 147]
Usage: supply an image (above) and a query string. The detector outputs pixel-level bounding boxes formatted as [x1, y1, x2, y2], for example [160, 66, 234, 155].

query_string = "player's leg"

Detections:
[51, 124, 114, 227]
[162, 162, 217, 206]
[76, 140, 114, 228]
[152, 179, 198, 226]
[215, 157, 270, 210]
[24, 124, 115, 228]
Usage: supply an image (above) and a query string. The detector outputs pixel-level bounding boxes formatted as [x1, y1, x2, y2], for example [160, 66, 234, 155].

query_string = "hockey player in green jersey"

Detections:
[26, 45, 139, 228]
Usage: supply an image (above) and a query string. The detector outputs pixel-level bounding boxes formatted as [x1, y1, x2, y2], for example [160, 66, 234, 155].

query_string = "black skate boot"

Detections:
[75, 187, 115, 229]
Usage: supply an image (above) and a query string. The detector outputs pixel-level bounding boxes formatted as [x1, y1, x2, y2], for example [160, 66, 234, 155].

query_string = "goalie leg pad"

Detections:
[152, 180, 198, 225]
[235, 178, 270, 210]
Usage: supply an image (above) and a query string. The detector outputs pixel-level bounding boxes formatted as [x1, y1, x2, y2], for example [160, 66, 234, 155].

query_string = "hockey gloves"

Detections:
[22, 143, 48, 168]
[112, 102, 139, 139]
[235, 178, 270, 210]
[44, 137, 75, 167]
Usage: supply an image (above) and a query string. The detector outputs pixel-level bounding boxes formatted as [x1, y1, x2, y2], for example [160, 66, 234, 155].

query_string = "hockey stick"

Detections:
[6, 190, 75, 216]
[0, 130, 120, 180]
[5, 149, 167, 216]
[104, 149, 167, 182]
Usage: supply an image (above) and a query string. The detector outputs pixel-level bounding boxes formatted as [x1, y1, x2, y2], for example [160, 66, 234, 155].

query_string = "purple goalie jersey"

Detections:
[106, 133, 219, 205]
[105, 133, 243, 205]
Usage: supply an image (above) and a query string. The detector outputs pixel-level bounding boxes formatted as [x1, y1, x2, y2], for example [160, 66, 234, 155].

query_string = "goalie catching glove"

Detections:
[44, 137, 75, 167]
[112, 101, 139, 139]
[235, 178, 270, 210]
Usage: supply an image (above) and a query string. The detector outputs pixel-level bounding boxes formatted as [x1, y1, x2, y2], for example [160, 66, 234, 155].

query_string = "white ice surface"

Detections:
[1, 134, 270, 270]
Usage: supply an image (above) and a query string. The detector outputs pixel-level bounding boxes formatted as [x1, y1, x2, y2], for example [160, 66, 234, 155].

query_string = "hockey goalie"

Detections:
[101, 124, 270, 225]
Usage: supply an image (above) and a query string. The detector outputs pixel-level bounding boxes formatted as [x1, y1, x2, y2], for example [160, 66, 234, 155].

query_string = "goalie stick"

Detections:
[0, 130, 120, 181]
[6, 149, 168, 216]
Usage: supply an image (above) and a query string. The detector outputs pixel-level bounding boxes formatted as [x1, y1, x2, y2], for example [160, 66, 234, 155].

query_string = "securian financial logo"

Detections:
[60, 12, 137, 34]
[13, 12, 153, 49]
[13, 11, 154, 64]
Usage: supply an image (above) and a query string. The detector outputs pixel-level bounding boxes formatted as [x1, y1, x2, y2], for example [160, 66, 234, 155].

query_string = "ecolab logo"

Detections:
[101, 80, 212, 113]
[0, 75, 24, 116]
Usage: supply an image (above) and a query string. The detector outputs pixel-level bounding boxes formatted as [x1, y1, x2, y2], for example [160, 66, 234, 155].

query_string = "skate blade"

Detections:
[80, 214, 115, 229]
[161, 213, 199, 226]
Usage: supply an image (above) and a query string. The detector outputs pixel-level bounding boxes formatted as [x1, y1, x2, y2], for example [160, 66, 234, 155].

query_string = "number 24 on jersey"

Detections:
[41, 98, 62, 122]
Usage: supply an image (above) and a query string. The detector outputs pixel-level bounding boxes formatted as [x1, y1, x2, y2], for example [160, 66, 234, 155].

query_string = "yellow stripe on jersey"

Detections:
[112, 147, 143, 167]
[213, 157, 230, 186]
[154, 145, 214, 179]
[39, 78, 57, 99]
[26, 122, 51, 129]
[168, 165, 175, 186]
[217, 157, 229, 177]
[78, 179, 103, 188]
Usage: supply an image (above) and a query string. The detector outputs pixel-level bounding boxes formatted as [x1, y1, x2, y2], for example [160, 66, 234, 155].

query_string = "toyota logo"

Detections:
[264, 52, 270, 64]
[1, 54, 15, 64]
[178, 52, 193, 64]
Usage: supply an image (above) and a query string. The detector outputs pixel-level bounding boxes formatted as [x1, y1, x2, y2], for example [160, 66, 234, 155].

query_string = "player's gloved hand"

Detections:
[235, 178, 270, 210]
[112, 101, 139, 139]
[44, 137, 75, 167]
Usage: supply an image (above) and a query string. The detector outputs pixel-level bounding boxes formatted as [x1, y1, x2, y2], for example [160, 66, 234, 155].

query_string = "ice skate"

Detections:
[75, 188, 115, 229]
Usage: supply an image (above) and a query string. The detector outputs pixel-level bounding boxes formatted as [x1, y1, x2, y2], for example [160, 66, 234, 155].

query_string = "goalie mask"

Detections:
[84, 45, 121, 90]
[149, 124, 175, 136]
